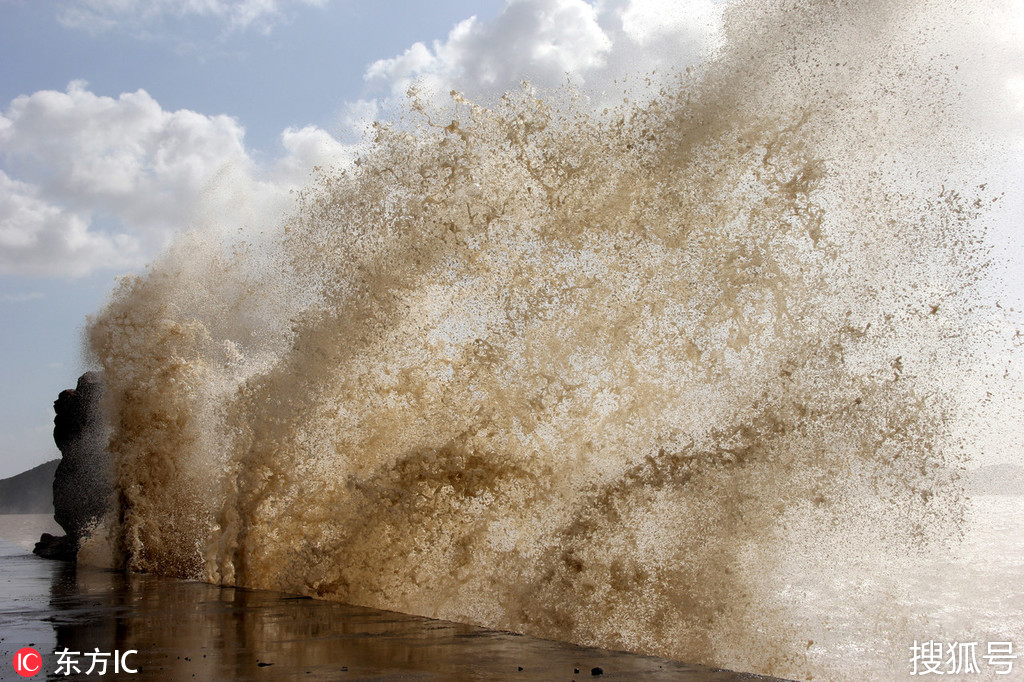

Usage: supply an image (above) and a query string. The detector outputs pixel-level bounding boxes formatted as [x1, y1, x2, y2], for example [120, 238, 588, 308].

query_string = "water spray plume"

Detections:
[86, 1, 1011, 678]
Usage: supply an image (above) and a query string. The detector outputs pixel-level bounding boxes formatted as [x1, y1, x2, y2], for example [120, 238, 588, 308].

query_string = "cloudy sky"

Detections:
[0, 0, 729, 477]
[0, 0, 1021, 478]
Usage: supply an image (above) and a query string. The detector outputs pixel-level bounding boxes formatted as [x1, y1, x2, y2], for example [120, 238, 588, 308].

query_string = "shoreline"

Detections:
[0, 515, 789, 681]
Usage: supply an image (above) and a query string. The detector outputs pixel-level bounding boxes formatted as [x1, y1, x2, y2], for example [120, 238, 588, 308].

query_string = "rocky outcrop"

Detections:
[34, 372, 113, 561]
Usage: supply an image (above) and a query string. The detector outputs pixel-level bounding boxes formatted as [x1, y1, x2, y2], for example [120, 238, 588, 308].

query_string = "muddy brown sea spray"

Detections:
[85, 1, 1009, 678]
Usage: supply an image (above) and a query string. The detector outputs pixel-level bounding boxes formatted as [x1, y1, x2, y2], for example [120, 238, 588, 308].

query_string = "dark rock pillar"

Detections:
[34, 372, 114, 561]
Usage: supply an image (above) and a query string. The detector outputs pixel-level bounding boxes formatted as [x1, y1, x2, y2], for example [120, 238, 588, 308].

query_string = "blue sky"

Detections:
[1, 0, 1022, 478]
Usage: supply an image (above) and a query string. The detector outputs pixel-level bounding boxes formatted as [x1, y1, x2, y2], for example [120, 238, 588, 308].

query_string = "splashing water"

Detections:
[85, 1, 1016, 678]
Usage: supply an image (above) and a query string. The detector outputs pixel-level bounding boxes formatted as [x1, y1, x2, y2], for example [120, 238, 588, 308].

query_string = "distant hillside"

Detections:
[967, 463, 1024, 496]
[0, 459, 58, 514]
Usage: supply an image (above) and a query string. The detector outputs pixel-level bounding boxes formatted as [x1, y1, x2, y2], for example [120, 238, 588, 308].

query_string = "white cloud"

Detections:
[0, 82, 353, 277]
[1, 81, 248, 227]
[370, 0, 613, 94]
[0, 1, 727, 278]
[276, 125, 357, 178]
[617, 0, 722, 48]
[0, 169, 143, 277]
[365, 0, 614, 100]
[58, 0, 332, 33]
[363, 0, 723, 111]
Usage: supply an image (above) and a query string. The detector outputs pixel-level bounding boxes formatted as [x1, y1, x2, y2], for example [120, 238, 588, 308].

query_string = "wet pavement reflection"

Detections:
[1, 536, 788, 681]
